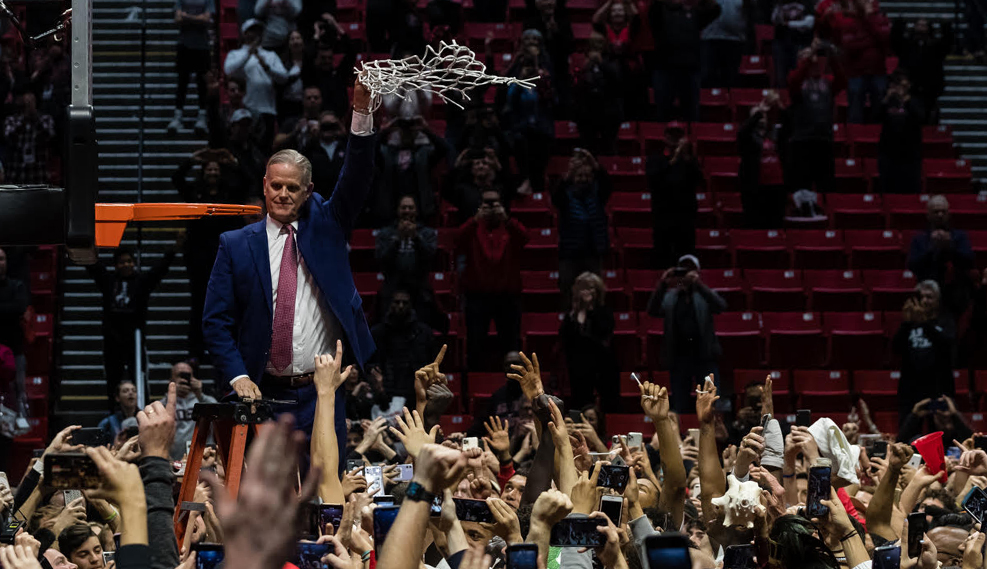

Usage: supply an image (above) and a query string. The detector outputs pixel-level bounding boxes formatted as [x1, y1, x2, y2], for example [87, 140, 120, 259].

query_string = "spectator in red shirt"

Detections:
[457, 188, 530, 371]
[819, 0, 891, 123]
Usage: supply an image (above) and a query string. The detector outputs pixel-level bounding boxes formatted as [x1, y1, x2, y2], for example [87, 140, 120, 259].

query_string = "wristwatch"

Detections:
[405, 481, 437, 504]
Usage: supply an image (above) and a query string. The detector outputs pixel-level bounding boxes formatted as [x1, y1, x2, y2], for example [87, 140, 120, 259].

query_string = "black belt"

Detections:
[262, 372, 314, 388]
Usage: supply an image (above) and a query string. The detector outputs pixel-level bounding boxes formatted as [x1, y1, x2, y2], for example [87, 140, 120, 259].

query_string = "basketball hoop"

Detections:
[357, 41, 537, 113]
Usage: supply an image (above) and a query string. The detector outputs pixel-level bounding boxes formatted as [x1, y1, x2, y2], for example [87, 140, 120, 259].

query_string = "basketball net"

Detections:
[357, 41, 537, 112]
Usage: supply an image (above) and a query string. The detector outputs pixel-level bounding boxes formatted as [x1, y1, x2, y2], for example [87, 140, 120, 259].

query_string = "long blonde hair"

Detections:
[573, 271, 606, 307]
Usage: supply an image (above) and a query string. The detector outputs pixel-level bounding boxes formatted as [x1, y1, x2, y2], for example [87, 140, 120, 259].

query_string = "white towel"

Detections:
[808, 417, 861, 486]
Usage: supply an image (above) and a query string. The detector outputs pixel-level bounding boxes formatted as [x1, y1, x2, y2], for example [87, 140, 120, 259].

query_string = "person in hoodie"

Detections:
[818, 0, 891, 123]
[700, 0, 747, 88]
[167, 361, 216, 460]
[786, 39, 846, 194]
[876, 69, 924, 194]
[649, 0, 721, 121]
[370, 288, 436, 407]
[891, 18, 952, 123]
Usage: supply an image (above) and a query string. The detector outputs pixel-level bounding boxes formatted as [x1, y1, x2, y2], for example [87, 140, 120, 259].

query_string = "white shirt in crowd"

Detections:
[223, 44, 289, 116]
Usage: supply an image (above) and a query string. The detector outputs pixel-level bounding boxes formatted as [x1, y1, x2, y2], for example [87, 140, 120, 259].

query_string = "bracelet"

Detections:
[840, 530, 858, 542]
[104, 509, 119, 523]
[782, 473, 795, 478]
[361, 551, 372, 562]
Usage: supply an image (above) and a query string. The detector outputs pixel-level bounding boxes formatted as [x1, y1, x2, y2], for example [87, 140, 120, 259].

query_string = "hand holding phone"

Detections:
[806, 461, 832, 519]
[506, 544, 539, 569]
[906, 511, 927, 559]
[597, 465, 630, 493]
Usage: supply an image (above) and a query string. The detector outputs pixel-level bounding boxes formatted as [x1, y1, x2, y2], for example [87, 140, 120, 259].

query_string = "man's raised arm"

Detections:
[329, 82, 378, 236]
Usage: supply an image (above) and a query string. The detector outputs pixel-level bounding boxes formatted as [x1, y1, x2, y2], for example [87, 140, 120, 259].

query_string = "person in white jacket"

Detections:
[223, 19, 291, 151]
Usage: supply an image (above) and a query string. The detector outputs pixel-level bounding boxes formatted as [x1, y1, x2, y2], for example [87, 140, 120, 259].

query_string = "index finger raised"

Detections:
[433, 344, 448, 367]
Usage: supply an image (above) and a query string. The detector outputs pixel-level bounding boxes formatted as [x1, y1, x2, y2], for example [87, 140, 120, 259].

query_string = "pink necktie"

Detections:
[270, 224, 297, 372]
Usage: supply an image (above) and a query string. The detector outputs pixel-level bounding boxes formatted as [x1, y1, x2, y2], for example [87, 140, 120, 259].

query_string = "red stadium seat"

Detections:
[884, 194, 931, 231]
[521, 312, 563, 358]
[511, 191, 554, 229]
[626, 269, 659, 308]
[789, 229, 846, 269]
[823, 311, 886, 369]
[793, 370, 851, 410]
[697, 191, 717, 227]
[826, 194, 885, 230]
[747, 269, 806, 312]
[923, 125, 956, 158]
[617, 228, 653, 270]
[554, 121, 580, 155]
[853, 370, 899, 410]
[599, 157, 647, 191]
[731, 88, 790, 118]
[700, 88, 732, 122]
[353, 272, 383, 309]
[695, 229, 732, 269]
[601, 269, 630, 311]
[834, 158, 869, 193]
[715, 312, 764, 369]
[702, 268, 748, 311]
[924, 159, 972, 193]
[971, 231, 987, 270]
[438, 415, 473, 436]
[716, 193, 745, 228]
[617, 121, 642, 155]
[755, 25, 774, 54]
[605, 414, 656, 438]
[762, 312, 826, 368]
[975, 370, 987, 395]
[520, 271, 561, 312]
[429, 272, 455, 311]
[613, 312, 643, 368]
[847, 124, 881, 158]
[693, 123, 739, 156]
[349, 229, 378, 272]
[863, 270, 917, 311]
[731, 229, 789, 269]
[946, 193, 987, 229]
[641, 122, 687, 155]
[523, 228, 559, 270]
[639, 311, 664, 370]
[25, 375, 47, 399]
[619, 371, 649, 398]
[467, 372, 505, 399]
[463, 22, 520, 51]
[609, 192, 653, 228]
[845, 230, 905, 270]
[733, 369, 792, 411]
[832, 123, 848, 157]
[805, 270, 866, 312]
[737, 55, 770, 87]
[704, 156, 741, 193]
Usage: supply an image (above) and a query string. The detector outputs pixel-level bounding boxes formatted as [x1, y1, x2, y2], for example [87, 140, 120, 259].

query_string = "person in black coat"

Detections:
[649, 0, 721, 121]
[647, 125, 703, 269]
[877, 70, 924, 194]
[738, 91, 789, 228]
[891, 19, 951, 123]
[301, 110, 348, 198]
[560, 272, 619, 412]
[370, 288, 436, 408]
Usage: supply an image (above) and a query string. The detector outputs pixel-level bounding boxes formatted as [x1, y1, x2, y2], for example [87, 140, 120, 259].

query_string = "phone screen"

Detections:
[872, 441, 888, 460]
[964, 486, 987, 523]
[600, 496, 623, 526]
[193, 544, 225, 569]
[795, 410, 812, 428]
[873, 544, 901, 569]
[643, 534, 692, 569]
[374, 495, 396, 506]
[454, 498, 494, 523]
[373, 505, 401, 554]
[597, 465, 630, 492]
[430, 493, 443, 517]
[506, 544, 539, 569]
[806, 465, 831, 518]
[365, 466, 384, 496]
[319, 504, 344, 535]
[549, 518, 607, 547]
[723, 544, 756, 569]
[907, 511, 927, 558]
[295, 542, 330, 569]
[70, 428, 110, 448]
[760, 414, 772, 428]
[44, 453, 102, 489]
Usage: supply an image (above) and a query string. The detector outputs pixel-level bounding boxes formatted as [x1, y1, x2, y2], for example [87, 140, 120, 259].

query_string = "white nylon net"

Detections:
[357, 41, 537, 112]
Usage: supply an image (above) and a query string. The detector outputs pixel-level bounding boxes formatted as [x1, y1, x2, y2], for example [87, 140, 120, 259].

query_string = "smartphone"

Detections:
[113, 533, 121, 550]
[506, 543, 539, 569]
[597, 465, 630, 493]
[295, 542, 330, 568]
[374, 495, 396, 506]
[600, 495, 623, 526]
[430, 494, 443, 517]
[873, 543, 901, 569]
[192, 543, 225, 569]
[70, 428, 111, 448]
[975, 436, 987, 452]
[723, 544, 756, 569]
[373, 505, 401, 555]
[947, 446, 963, 460]
[365, 466, 384, 495]
[462, 437, 479, 451]
[454, 498, 494, 523]
[63, 489, 83, 505]
[102, 552, 115, 565]
[806, 463, 832, 518]
[626, 432, 643, 448]
[964, 486, 987, 524]
[906, 453, 923, 469]
[44, 453, 102, 489]
[395, 463, 414, 482]
[319, 504, 344, 535]
[907, 511, 927, 558]
[795, 410, 812, 428]
[871, 440, 889, 460]
[569, 410, 583, 423]
[687, 428, 700, 443]
[549, 518, 607, 547]
[346, 459, 364, 473]
[858, 434, 881, 450]
[0, 519, 24, 545]
[760, 414, 772, 429]
[643, 533, 692, 569]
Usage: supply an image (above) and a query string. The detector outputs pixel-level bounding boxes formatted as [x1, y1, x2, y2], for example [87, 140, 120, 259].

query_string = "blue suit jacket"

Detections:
[202, 133, 377, 388]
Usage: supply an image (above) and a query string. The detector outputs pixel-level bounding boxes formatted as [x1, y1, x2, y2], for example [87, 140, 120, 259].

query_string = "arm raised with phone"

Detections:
[866, 442, 914, 543]
[311, 340, 354, 503]
[641, 379, 687, 530]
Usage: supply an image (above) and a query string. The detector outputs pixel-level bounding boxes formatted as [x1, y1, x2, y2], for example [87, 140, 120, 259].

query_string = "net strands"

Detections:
[357, 41, 538, 112]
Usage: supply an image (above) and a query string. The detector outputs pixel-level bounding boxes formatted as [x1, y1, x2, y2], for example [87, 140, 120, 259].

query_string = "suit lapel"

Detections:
[246, 222, 273, 314]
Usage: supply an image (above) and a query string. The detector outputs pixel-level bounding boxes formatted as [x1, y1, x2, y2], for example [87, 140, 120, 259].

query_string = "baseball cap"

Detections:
[678, 254, 701, 271]
[230, 109, 253, 123]
[241, 18, 264, 34]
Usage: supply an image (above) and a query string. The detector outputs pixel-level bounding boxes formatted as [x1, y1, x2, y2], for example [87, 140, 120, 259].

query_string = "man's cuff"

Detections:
[230, 374, 249, 387]
[351, 111, 374, 136]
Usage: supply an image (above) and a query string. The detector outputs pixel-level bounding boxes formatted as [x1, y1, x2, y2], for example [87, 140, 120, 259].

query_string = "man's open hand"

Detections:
[389, 408, 438, 459]
[696, 375, 719, 424]
[506, 352, 544, 401]
[639, 381, 668, 422]
[138, 382, 177, 460]
[314, 340, 353, 397]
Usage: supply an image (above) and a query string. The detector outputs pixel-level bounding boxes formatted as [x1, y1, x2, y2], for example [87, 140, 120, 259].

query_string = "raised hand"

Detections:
[591, 512, 625, 569]
[0, 544, 42, 569]
[483, 497, 522, 543]
[531, 489, 573, 528]
[412, 444, 468, 494]
[570, 463, 603, 515]
[696, 375, 719, 424]
[46, 425, 83, 456]
[736, 426, 765, 476]
[761, 375, 775, 417]
[390, 408, 438, 459]
[341, 467, 367, 498]
[506, 352, 544, 401]
[85, 446, 146, 508]
[415, 344, 448, 390]
[957, 449, 987, 475]
[138, 382, 177, 460]
[482, 416, 511, 462]
[545, 398, 570, 449]
[639, 381, 668, 422]
[889, 442, 915, 473]
[114, 435, 141, 463]
[314, 340, 354, 396]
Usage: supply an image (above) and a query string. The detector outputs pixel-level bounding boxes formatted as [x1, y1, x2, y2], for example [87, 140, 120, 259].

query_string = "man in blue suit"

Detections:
[202, 83, 376, 460]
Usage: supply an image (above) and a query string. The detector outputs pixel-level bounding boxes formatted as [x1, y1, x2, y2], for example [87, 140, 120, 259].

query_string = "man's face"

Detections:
[230, 118, 252, 143]
[481, 191, 501, 218]
[115, 254, 135, 277]
[460, 522, 493, 550]
[117, 382, 138, 409]
[21, 92, 37, 116]
[304, 88, 323, 117]
[69, 536, 103, 569]
[320, 113, 343, 142]
[501, 474, 526, 509]
[45, 550, 78, 569]
[316, 49, 334, 70]
[263, 162, 313, 224]
[288, 30, 304, 52]
[503, 352, 523, 374]
[398, 197, 417, 221]
[388, 292, 412, 319]
[928, 198, 950, 228]
[203, 161, 221, 186]
[227, 81, 244, 105]
[609, 2, 626, 24]
[919, 287, 938, 311]
[243, 27, 260, 45]
[172, 362, 194, 398]
[929, 526, 968, 566]
[471, 158, 491, 180]
[0, 248, 7, 279]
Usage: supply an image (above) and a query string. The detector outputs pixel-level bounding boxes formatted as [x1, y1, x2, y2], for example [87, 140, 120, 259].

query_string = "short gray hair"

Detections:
[916, 279, 940, 298]
[266, 149, 312, 187]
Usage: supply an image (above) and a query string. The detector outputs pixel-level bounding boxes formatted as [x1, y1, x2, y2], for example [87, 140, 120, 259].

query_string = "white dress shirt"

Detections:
[229, 110, 373, 386]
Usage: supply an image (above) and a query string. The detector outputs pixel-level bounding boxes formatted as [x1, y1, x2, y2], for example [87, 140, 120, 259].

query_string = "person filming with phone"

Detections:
[168, 361, 217, 460]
